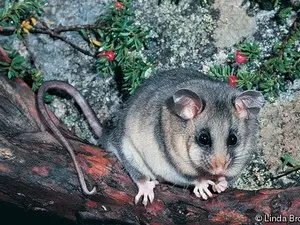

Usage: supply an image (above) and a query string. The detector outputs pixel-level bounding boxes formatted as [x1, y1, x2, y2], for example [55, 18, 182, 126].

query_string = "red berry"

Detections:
[98, 51, 107, 59]
[229, 75, 238, 87]
[235, 50, 248, 64]
[105, 51, 115, 61]
[98, 51, 115, 61]
[115, 2, 123, 9]
[98, 51, 106, 57]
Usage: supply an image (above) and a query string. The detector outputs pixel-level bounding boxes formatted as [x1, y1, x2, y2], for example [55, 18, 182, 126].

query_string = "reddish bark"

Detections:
[0, 74, 299, 224]
[0, 45, 11, 64]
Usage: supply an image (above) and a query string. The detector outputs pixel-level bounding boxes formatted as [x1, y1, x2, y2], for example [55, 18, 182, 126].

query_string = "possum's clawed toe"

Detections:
[134, 180, 158, 206]
[193, 179, 215, 200]
[212, 177, 228, 193]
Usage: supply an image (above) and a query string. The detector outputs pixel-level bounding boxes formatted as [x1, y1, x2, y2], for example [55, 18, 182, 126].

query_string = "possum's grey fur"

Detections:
[37, 68, 265, 203]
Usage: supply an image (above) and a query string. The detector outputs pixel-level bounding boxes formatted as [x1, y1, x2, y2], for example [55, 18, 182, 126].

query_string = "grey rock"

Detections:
[1, 0, 299, 189]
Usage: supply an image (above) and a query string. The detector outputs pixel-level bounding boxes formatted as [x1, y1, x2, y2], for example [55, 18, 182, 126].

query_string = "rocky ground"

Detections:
[234, 88, 300, 190]
[0, 0, 299, 190]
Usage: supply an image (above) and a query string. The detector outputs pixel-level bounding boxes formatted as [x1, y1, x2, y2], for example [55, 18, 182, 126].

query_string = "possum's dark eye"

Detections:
[197, 131, 211, 147]
[227, 134, 237, 146]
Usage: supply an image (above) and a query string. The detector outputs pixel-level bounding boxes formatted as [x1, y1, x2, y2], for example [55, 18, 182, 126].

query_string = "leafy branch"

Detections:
[0, 0, 44, 27]
[208, 65, 234, 82]
[1, 20, 108, 57]
[0, 0, 154, 94]
[90, 0, 154, 94]
[239, 42, 260, 61]
[0, 44, 43, 91]
[207, 12, 299, 101]
[273, 153, 300, 179]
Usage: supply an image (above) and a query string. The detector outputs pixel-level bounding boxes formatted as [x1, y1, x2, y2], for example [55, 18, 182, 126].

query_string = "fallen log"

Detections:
[0, 74, 299, 225]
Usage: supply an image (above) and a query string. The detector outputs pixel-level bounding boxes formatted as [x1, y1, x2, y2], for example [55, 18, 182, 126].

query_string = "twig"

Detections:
[278, 14, 299, 59]
[0, 23, 109, 57]
[32, 28, 96, 57]
[0, 23, 108, 36]
[256, 14, 299, 75]
[0, 27, 15, 35]
[54, 23, 107, 34]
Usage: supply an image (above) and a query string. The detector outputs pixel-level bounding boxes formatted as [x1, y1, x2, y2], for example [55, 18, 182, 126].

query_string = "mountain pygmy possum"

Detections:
[37, 68, 265, 206]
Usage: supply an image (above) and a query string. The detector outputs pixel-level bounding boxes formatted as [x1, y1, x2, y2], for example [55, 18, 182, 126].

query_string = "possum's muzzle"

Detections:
[210, 153, 231, 176]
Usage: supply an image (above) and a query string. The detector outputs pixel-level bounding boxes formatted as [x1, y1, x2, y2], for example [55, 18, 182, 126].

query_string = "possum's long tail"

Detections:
[37, 80, 103, 195]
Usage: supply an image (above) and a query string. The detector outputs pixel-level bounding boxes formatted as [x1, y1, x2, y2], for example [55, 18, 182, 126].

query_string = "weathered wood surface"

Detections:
[0, 73, 300, 225]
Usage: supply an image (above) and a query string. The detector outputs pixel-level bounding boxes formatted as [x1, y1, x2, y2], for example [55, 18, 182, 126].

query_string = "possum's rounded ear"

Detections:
[234, 90, 265, 119]
[173, 89, 203, 120]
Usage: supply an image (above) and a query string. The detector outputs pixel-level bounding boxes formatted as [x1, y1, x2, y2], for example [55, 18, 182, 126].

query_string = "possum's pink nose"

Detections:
[211, 153, 230, 176]
[213, 167, 226, 176]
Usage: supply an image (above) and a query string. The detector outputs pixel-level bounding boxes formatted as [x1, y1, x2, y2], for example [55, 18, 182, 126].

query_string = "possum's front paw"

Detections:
[134, 180, 159, 206]
[193, 179, 215, 200]
[212, 176, 228, 193]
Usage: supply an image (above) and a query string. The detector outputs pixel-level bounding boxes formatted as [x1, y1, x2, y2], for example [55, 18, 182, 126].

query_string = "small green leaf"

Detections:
[12, 63, 25, 70]
[277, 7, 293, 20]
[11, 56, 26, 66]
[119, 32, 130, 37]
[79, 29, 89, 39]
[10, 15, 19, 25]
[115, 52, 123, 62]
[8, 69, 19, 79]
[98, 57, 107, 63]
[4, 0, 9, 13]
[0, 62, 10, 67]
[134, 38, 143, 50]
[44, 93, 54, 103]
